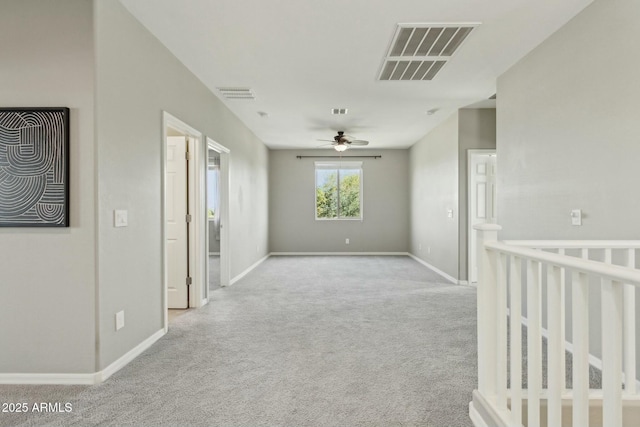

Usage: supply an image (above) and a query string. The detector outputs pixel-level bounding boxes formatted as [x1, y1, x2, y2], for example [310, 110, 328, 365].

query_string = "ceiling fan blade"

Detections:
[317, 139, 335, 142]
[349, 140, 369, 146]
[316, 143, 335, 147]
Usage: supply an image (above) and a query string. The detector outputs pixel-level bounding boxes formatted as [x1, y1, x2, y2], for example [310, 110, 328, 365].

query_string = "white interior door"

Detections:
[166, 136, 189, 308]
[469, 152, 497, 283]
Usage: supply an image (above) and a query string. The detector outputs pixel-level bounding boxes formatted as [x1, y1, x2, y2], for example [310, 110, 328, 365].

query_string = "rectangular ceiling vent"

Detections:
[217, 87, 256, 100]
[331, 108, 348, 115]
[378, 23, 478, 81]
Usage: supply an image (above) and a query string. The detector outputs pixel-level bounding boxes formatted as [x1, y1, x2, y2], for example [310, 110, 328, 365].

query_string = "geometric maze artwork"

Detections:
[0, 108, 70, 227]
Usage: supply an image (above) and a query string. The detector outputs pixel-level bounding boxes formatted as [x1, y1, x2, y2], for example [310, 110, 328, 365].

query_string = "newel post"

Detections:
[474, 223, 502, 397]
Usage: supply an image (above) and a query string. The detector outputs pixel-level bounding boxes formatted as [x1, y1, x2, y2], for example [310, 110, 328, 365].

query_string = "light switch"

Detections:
[115, 310, 125, 331]
[571, 209, 582, 226]
[447, 209, 453, 218]
[114, 210, 128, 227]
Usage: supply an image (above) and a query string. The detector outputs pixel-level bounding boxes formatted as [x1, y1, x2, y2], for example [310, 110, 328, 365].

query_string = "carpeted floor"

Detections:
[0, 256, 478, 427]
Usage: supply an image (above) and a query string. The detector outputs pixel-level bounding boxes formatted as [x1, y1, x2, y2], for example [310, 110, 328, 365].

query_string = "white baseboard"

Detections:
[230, 254, 270, 286]
[0, 328, 165, 385]
[98, 328, 165, 383]
[408, 253, 464, 285]
[269, 252, 409, 256]
[0, 372, 99, 385]
[208, 252, 220, 256]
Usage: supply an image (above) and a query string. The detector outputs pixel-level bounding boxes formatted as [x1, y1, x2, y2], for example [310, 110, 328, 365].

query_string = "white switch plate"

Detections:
[115, 310, 125, 331]
[447, 209, 453, 218]
[345, 238, 350, 244]
[114, 210, 128, 227]
[571, 209, 582, 226]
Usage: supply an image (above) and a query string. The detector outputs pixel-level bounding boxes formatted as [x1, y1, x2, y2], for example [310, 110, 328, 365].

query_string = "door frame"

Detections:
[467, 149, 496, 284]
[206, 137, 231, 294]
[162, 112, 207, 331]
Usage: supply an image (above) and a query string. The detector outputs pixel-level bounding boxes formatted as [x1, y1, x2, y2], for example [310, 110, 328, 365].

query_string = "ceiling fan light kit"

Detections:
[334, 144, 349, 152]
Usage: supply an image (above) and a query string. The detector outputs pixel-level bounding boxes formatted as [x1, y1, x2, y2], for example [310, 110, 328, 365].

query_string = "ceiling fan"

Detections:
[318, 131, 369, 152]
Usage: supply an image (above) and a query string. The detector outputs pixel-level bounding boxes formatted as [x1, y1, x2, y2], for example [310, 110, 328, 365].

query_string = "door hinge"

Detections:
[185, 151, 191, 160]
[186, 276, 192, 286]
[185, 214, 192, 223]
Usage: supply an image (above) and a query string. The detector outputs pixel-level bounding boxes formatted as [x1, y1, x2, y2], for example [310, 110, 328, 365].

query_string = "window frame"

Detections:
[314, 161, 363, 221]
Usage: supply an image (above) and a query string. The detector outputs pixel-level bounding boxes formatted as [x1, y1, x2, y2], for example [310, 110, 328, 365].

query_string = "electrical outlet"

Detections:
[115, 310, 125, 331]
[345, 238, 350, 244]
[418, 243, 422, 251]
[427, 247, 431, 254]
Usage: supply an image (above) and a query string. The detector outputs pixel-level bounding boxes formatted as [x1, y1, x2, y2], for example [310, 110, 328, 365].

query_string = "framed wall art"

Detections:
[0, 107, 70, 227]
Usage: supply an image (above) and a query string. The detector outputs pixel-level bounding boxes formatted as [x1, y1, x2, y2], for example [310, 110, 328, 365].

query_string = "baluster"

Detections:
[601, 278, 623, 426]
[547, 265, 563, 427]
[496, 253, 508, 410]
[527, 260, 542, 427]
[559, 248, 567, 391]
[509, 256, 522, 425]
[624, 248, 636, 395]
[572, 271, 589, 427]
[474, 224, 502, 399]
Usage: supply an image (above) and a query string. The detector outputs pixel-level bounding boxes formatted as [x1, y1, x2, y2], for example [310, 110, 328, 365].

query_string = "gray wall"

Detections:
[0, 0, 97, 373]
[269, 150, 409, 253]
[497, 0, 640, 370]
[95, 0, 269, 369]
[458, 109, 496, 280]
[0, 0, 269, 375]
[409, 113, 459, 279]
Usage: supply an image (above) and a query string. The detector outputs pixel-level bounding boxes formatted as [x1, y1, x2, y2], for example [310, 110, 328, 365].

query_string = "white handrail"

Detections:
[484, 241, 640, 286]
[504, 240, 640, 249]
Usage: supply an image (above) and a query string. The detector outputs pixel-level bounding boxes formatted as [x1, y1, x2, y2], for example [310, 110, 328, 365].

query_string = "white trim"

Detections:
[208, 252, 220, 255]
[98, 328, 165, 383]
[201, 298, 209, 306]
[408, 253, 465, 285]
[188, 135, 206, 309]
[270, 252, 409, 256]
[0, 372, 99, 385]
[229, 254, 270, 286]
[469, 402, 490, 427]
[0, 329, 165, 385]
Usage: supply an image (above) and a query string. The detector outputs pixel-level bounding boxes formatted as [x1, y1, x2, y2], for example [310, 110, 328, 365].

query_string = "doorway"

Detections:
[162, 112, 207, 329]
[206, 137, 230, 298]
[468, 149, 497, 284]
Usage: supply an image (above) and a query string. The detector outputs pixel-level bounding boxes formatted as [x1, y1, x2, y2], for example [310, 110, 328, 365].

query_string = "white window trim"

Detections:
[314, 161, 363, 221]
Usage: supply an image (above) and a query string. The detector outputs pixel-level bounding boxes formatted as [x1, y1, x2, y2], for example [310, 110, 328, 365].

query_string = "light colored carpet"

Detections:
[0, 256, 478, 427]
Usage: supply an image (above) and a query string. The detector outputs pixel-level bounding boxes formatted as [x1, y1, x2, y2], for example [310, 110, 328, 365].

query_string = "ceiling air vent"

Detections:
[217, 87, 256, 100]
[378, 23, 478, 81]
[331, 108, 348, 115]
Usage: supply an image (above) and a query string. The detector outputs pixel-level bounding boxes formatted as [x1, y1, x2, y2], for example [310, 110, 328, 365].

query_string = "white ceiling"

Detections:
[121, 0, 593, 150]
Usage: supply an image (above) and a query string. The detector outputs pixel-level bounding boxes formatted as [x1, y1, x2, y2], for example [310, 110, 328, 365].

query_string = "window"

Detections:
[315, 161, 362, 220]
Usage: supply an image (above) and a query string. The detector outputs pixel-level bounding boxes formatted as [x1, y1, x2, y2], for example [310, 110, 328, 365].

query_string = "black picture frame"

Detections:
[0, 107, 70, 227]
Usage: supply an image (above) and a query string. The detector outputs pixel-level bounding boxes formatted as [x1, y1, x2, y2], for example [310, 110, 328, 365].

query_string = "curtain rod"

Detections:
[295, 155, 381, 159]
